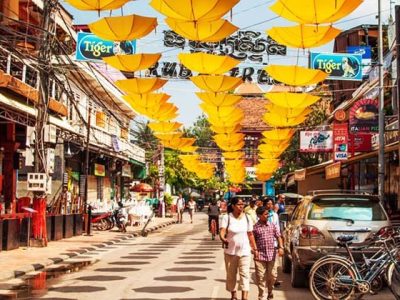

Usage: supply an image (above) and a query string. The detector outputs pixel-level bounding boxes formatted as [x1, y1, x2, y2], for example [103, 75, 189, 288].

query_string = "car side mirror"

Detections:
[279, 213, 290, 222]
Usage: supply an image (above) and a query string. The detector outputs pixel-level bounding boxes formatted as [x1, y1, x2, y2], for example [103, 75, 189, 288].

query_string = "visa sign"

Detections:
[310, 52, 363, 81]
[76, 32, 136, 62]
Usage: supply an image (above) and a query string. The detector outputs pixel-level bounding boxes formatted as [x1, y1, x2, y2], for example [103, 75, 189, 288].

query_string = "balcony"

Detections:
[0, 47, 68, 117]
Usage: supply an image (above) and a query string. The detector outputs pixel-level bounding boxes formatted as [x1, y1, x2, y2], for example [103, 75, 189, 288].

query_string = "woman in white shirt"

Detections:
[220, 197, 257, 300]
[187, 197, 196, 223]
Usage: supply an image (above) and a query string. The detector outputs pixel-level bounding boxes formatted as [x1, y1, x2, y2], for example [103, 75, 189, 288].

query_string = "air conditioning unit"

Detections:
[46, 148, 55, 174]
[44, 124, 57, 143]
[27, 173, 52, 194]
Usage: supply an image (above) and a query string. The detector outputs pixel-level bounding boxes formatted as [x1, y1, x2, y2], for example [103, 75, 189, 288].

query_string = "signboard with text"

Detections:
[310, 52, 363, 81]
[333, 123, 349, 161]
[94, 163, 105, 177]
[300, 131, 333, 152]
[76, 32, 136, 62]
[349, 133, 372, 152]
[325, 162, 341, 180]
[294, 169, 306, 181]
[347, 46, 372, 77]
[349, 98, 378, 133]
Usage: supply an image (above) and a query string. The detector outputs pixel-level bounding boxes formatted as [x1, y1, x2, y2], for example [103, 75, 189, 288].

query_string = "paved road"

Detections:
[0, 212, 395, 299]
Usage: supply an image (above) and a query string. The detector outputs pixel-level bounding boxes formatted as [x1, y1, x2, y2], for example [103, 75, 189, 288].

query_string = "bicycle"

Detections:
[309, 228, 400, 300]
[210, 218, 217, 240]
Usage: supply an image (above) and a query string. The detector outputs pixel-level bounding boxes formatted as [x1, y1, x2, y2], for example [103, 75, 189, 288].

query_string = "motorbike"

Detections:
[113, 206, 127, 232]
[91, 211, 114, 231]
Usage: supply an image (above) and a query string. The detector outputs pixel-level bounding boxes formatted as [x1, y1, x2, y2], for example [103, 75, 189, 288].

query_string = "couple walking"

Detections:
[219, 197, 283, 300]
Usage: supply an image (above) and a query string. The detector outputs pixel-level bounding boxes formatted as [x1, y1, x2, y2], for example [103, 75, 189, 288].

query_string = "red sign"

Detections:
[333, 123, 349, 161]
[334, 109, 346, 122]
[349, 133, 372, 152]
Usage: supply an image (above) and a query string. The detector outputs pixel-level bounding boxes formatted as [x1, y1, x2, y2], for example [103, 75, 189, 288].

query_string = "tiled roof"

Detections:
[235, 82, 264, 95]
[237, 97, 269, 131]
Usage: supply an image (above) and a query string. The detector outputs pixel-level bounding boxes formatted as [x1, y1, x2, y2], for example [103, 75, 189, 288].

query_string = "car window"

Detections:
[308, 197, 387, 221]
[291, 202, 303, 221]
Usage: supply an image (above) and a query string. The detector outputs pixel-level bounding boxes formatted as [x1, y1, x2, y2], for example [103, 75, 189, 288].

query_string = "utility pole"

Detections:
[396, 5, 400, 211]
[84, 106, 92, 234]
[377, 0, 385, 203]
[35, 0, 57, 175]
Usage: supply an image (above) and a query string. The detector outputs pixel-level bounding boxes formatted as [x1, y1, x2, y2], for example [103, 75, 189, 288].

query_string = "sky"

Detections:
[63, 0, 396, 127]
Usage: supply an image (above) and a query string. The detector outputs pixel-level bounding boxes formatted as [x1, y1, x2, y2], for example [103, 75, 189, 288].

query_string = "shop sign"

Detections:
[325, 162, 341, 180]
[300, 131, 333, 152]
[347, 46, 372, 78]
[245, 167, 256, 179]
[122, 164, 132, 178]
[372, 130, 400, 149]
[310, 52, 363, 81]
[334, 109, 346, 122]
[294, 169, 306, 181]
[76, 32, 136, 61]
[349, 133, 372, 152]
[94, 163, 105, 177]
[333, 123, 348, 161]
[349, 98, 379, 133]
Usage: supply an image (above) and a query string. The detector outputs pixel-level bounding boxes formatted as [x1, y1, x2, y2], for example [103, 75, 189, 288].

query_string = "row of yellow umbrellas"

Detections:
[179, 154, 215, 180]
[255, 0, 363, 179]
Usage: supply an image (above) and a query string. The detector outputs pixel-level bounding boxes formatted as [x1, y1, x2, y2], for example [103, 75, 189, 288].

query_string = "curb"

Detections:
[0, 219, 177, 282]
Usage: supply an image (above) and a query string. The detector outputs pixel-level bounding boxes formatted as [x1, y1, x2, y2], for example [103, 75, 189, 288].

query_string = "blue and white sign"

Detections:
[347, 46, 372, 77]
[310, 52, 363, 81]
[76, 32, 136, 62]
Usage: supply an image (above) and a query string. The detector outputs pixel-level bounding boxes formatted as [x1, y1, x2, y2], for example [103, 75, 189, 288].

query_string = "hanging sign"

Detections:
[300, 131, 333, 152]
[347, 46, 372, 78]
[94, 163, 105, 177]
[325, 162, 341, 180]
[163, 30, 287, 62]
[122, 164, 132, 178]
[333, 123, 348, 161]
[294, 169, 306, 181]
[310, 52, 363, 81]
[349, 98, 378, 133]
[349, 133, 372, 152]
[76, 32, 136, 61]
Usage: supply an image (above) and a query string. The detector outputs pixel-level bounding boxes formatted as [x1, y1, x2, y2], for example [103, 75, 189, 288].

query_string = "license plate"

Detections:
[332, 232, 359, 241]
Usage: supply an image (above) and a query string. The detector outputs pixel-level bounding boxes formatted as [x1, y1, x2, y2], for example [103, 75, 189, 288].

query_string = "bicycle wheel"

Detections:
[210, 219, 216, 240]
[309, 258, 356, 300]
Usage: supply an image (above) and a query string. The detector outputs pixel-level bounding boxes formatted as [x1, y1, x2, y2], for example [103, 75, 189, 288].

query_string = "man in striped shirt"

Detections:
[252, 206, 284, 300]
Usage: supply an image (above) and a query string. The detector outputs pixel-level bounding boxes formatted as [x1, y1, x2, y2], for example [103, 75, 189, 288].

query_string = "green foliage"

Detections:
[164, 192, 173, 206]
[185, 114, 215, 147]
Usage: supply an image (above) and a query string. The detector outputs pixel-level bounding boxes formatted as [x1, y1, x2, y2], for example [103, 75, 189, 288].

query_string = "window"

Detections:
[308, 197, 386, 221]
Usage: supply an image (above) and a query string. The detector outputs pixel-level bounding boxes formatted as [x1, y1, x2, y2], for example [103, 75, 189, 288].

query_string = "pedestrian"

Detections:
[220, 197, 257, 300]
[244, 200, 257, 225]
[176, 193, 185, 223]
[253, 206, 284, 300]
[276, 194, 286, 214]
[208, 199, 220, 233]
[266, 198, 281, 289]
[187, 197, 196, 223]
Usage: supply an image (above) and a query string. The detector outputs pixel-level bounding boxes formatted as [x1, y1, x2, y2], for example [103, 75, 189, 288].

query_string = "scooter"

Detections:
[113, 207, 127, 232]
[91, 211, 114, 231]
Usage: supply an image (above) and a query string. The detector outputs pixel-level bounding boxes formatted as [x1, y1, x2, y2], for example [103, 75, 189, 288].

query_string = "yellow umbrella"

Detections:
[216, 140, 244, 152]
[263, 113, 307, 127]
[260, 138, 291, 146]
[259, 143, 289, 154]
[265, 104, 312, 118]
[150, 0, 239, 21]
[191, 75, 243, 92]
[200, 103, 239, 118]
[214, 133, 244, 146]
[265, 65, 328, 86]
[257, 159, 280, 169]
[196, 92, 242, 106]
[148, 121, 182, 133]
[115, 78, 167, 94]
[267, 24, 341, 49]
[256, 173, 273, 182]
[265, 92, 320, 109]
[223, 151, 244, 160]
[134, 103, 178, 121]
[161, 137, 195, 149]
[270, 0, 362, 24]
[103, 53, 161, 72]
[165, 18, 238, 42]
[258, 151, 282, 159]
[208, 114, 244, 127]
[256, 165, 279, 174]
[154, 132, 183, 140]
[89, 14, 157, 41]
[65, 0, 130, 10]
[262, 129, 295, 140]
[123, 93, 170, 109]
[211, 124, 241, 134]
[178, 53, 240, 75]
[180, 146, 198, 153]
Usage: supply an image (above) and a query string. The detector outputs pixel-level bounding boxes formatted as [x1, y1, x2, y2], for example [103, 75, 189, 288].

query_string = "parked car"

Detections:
[279, 191, 390, 288]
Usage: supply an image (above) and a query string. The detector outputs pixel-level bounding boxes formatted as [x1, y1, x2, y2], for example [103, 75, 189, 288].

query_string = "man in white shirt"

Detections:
[176, 193, 185, 223]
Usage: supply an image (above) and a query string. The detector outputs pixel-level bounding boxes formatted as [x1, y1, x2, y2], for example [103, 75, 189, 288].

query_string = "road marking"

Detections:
[211, 285, 220, 299]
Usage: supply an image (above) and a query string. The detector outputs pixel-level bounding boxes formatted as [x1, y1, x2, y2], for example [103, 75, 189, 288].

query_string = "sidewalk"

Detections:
[0, 216, 177, 282]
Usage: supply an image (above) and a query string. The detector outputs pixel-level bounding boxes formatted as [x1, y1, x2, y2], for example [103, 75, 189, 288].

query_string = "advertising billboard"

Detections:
[76, 32, 136, 62]
[300, 131, 333, 152]
[347, 46, 372, 77]
[310, 52, 363, 81]
[349, 98, 379, 133]
[333, 123, 349, 161]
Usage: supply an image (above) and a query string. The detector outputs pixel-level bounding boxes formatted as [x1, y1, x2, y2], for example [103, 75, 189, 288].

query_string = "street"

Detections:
[0, 211, 396, 300]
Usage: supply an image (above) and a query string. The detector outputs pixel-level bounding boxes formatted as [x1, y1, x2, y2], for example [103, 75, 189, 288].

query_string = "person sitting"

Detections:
[208, 199, 220, 233]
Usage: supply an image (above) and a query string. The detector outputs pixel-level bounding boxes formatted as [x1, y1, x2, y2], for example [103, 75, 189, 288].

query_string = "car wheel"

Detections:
[291, 260, 307, 288]
[282, 252, 291, 274]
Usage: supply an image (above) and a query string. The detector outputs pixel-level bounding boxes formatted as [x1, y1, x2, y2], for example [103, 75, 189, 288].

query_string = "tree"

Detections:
[185, 114, 214, 147]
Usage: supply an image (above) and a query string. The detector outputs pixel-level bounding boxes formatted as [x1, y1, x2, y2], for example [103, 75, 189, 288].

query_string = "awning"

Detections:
[130, 158, 145, 167]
